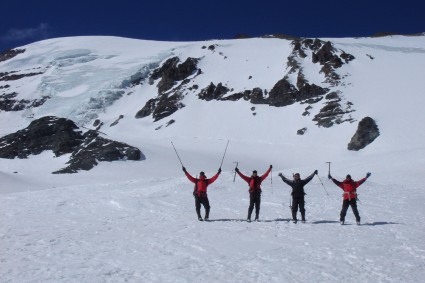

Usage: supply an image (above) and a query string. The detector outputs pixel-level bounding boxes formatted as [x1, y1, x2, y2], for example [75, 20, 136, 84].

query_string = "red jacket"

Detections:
[185, 171, 220, 196]
[237, 167, 271, 193]
[331, 177, 367, 200]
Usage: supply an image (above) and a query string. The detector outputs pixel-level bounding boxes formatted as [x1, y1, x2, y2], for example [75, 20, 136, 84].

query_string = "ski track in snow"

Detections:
[1, 173, 424, 283]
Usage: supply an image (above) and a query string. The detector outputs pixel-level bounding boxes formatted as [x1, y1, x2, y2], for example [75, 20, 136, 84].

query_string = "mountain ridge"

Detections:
[1, 35, 425, 174]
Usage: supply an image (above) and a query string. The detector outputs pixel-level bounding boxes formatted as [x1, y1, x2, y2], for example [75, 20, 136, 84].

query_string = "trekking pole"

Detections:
[233, 161, 239, 182]
[316, 174, 329, 196]
[171, 141, 184, 167]
[271, 167, 273, 184]
[219, 140, 230, 168]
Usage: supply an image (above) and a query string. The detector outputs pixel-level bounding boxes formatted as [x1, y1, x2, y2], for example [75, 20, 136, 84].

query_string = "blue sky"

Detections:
[1, 0, 424, 51]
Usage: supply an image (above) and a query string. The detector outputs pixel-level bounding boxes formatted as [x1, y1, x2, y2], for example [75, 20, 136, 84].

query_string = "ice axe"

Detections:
[326, 161, 332, 176]
[233, 161, 239, 182]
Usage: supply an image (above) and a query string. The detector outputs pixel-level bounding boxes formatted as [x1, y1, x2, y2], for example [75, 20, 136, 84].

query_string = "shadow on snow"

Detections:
[208, 218, 291, 223]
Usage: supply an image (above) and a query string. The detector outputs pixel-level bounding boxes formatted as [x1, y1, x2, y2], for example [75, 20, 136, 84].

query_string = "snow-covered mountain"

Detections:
[1, 35, 425, 282]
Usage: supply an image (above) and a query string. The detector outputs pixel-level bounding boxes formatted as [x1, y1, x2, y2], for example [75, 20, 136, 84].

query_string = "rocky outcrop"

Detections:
[268, 77, 328, 107]
[54, 130, 144, 174]
[0, 116, 143, 173]
[136, 92, 185, 122]
[291, 38, 355, 86]
[0, 116, 84, 158]
[313, 100, 354, 128]
[0, 92, 50, 111]
[136, 38, 355, 129]
[0, 49, 25, 63]
[347, 117, 380, 151]
[149, 57, 199, 93]
[0, 71, 44, 81]
[136, 56, 201, 121]
[198, 82, 230, 101]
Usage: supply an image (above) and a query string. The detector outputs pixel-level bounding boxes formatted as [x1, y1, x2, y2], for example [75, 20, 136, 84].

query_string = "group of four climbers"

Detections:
[183, 166, 371, 225]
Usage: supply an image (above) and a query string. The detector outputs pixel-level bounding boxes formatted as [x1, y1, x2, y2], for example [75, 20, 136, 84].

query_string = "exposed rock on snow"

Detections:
[149, 57, 200, 94]
[0, 48, 25, 63]
[54, 130, 144, 174]
[136, 57, 200, 121]
[0, 116, 143, 173]
[198, 82, 230, 101]
[0, 91, 50, 111]
[348, 117, 380, 150]
[0, 116, 84, 158]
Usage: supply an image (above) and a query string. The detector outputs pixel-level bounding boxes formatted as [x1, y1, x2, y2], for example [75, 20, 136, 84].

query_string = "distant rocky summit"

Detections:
[347, 117, 380, 150]
[0, 116, 144, 173]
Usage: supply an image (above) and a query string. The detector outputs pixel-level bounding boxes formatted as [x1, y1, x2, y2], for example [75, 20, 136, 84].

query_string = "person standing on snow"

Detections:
[278, 170, 317, 223]
[328, 172, 371, 225]
[183, 167, 221, 221]
[235, 165, 272, 222]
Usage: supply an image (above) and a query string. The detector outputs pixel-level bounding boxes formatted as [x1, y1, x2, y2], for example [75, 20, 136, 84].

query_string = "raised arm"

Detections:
[330, 177, 343, 189]
[260, 165, 272, 181]
[236, 168, 251, 183]
[183, 167, 197, 183]
[207, 169, 221, 185]
[278, 173, 293, 186]
[302, 170, 317, 185]
[354, 173, 370, 188]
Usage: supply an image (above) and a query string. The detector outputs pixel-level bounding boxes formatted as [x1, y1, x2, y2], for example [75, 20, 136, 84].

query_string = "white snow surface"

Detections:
[1, 35, 425, 282]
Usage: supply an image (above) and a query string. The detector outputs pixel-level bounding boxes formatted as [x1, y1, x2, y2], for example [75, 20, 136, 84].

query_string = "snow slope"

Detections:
[1, 35, 425, 282]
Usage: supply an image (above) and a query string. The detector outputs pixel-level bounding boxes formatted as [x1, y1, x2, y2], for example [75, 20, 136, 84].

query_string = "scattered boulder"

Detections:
[110, 115, 124, 127]
[297, 127, 307, 135]
[347, 117, 380, 151]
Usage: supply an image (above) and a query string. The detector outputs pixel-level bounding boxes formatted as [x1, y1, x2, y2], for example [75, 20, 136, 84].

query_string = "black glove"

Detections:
[314, 170, 318, 175]
[270, 165, 273, 169]
[235, 167, 239, 172]
[328, 174, 332, 179]
[366, 172, 371, 178]
[278, 173, 283, 177]
[218, 168, 222, 174]
[182, 167, 186, 172]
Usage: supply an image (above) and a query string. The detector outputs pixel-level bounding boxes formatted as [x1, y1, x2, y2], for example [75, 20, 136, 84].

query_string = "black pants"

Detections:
[291, 197, 306, 221]
[194, 193, 210, 219]
[340, 199, 360, 222]
[248, 191, 261, 220]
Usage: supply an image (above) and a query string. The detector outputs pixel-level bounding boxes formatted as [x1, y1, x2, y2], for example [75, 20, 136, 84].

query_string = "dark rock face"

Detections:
[0, 92, 50, 112]
[135, 38, 355, 131]
[54, 130, 144, 174]
[0, 49, 25, 63]
[313, 101, 354, 128]
[347, 117, 380, 151]
[0, 116, 144, 173]
[137, 56, 200, 121]
[152, 93, 185, 121]
[150, 57, 199, 93]
[135, 99, 157, 119]
[0, 71, 44, 82]
[0, 116, 84, 158]
[198, 82, 230, 101]
[0, 68, 48, 112]
[268, 77, 328, 107]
